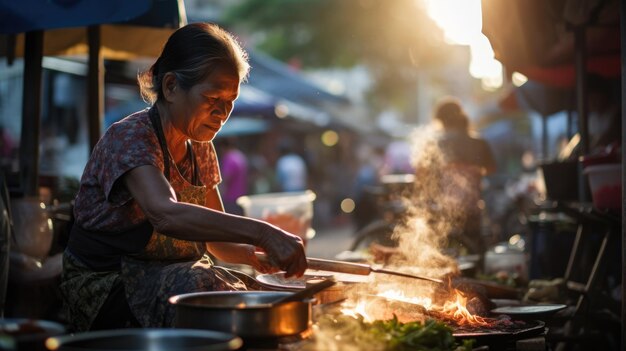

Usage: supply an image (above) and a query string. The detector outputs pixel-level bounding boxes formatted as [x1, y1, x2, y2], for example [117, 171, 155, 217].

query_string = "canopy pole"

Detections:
[620, 1, 626, 351]
[574, 26, 589, 154]
[87, 25, 104, 152]
[541, 115, 548, 160]
[573, 25, 589, 202]
[20, 31, 43, 197]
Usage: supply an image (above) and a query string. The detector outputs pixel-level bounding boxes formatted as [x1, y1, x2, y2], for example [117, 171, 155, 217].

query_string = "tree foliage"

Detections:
[223, 0, 450, 111]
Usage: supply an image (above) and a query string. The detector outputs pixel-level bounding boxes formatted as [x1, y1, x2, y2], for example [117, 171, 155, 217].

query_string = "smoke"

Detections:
[336, 124, 488, 319]
[306, 126, 495, 351]
[378, 125, 459, 277]
[379, 121, 488, 287]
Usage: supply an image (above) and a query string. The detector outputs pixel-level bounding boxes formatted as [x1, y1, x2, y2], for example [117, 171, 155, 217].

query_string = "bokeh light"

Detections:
[512, 72, 529, 87]
[340, 198, 355, 213]
[321, 130, 339, 147]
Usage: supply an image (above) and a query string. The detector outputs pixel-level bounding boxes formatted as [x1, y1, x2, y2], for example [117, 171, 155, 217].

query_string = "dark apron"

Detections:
[62, 107, 246, 330]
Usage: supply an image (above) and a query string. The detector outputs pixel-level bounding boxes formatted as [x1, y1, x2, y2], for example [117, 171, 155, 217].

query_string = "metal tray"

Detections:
[491, 304, 567, 319]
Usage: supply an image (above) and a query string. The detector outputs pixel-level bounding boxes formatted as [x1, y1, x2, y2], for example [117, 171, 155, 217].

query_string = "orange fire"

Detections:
[440, 289, 490, 326]
[341, 287, 494, 327]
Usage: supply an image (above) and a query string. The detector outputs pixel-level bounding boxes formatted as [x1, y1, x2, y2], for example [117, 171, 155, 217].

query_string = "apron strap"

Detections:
[186, 139, 201, 186]
[150, 107, 201, 186]
[148, 106, 171, 181]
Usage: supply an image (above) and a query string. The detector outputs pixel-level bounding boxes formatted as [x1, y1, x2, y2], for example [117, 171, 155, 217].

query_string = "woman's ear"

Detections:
[162, 72, 178, 101]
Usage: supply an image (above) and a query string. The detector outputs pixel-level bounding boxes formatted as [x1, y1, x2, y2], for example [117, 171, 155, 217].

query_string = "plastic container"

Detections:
[237, 191, 316, 246]
[584, 163, 622, 210]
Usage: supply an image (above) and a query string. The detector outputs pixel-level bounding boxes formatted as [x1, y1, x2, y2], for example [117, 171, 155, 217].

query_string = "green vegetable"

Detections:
[311, 314, 475, 351]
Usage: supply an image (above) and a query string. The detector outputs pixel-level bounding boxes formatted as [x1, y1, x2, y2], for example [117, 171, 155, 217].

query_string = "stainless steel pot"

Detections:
[45, 328, 242, 351]
[169, 291, 312, 339]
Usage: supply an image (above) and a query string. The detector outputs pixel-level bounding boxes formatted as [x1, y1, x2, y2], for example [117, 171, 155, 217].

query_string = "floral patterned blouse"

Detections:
[73, 109, 221, 231]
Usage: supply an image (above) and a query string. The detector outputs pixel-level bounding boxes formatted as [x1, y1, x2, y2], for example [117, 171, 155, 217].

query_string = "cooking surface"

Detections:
[453, 319, 545, 337]
[491, 304, 567, 316]
[256, 270, 370, 290]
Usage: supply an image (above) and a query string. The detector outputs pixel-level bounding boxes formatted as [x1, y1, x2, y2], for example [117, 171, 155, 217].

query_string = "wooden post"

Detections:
[574, 26, 589, 156]
[87, 25, 104, 152]
[574, 25, 589, 203]
[620, 1, 626, 351]
[20, 31, 43, 197]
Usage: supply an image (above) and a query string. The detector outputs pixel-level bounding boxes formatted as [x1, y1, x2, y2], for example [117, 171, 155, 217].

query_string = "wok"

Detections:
[169, 291, 313, 339]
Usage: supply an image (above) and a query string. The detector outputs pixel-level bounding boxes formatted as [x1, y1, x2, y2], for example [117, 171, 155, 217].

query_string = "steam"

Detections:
[388, 124, 461, 276]
[341, 124, 481, 309]
[307, 126, 492, 349]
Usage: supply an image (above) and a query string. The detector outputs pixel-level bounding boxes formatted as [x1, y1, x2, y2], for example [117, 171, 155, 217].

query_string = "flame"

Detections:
[341, 299, 371, 321]
[440, 289, 490, 326]
[378, 289, 433, 310]
[340, 287, 493, 327]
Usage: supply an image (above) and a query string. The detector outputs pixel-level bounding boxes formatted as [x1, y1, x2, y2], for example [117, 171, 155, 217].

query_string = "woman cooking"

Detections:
[60, 23, 307, 331]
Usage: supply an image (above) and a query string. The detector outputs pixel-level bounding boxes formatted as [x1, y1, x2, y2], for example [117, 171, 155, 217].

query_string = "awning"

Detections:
[246, 50, 374, 133]
[0, 0, 151, 34]
[481, 0, 620, 87]
[0, 0, 186, 196]
[481, 0, 620, 156]
[500, 80, 574, 117]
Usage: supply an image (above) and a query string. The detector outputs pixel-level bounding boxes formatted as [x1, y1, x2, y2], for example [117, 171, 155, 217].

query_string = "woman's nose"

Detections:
[213, 101, 233, 119]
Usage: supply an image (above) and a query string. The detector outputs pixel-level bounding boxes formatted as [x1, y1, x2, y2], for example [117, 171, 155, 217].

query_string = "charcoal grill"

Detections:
[453, 319, 546, 349]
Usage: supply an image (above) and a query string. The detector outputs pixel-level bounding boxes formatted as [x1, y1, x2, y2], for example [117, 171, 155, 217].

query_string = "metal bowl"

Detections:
[0, 318, 66, 351]
[45, 328, 242, 351]
[169, 291, 312, 339]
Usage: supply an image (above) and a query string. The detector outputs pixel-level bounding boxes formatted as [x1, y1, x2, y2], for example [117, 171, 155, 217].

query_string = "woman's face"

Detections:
[169, 64, 240, 142]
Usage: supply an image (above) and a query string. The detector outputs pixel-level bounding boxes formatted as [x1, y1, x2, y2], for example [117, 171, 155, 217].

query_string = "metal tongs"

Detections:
[255, 252, 444, 285]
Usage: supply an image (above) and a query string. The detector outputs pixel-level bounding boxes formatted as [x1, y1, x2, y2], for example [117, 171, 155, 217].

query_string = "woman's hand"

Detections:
[256, 223, 307, 278]
[245, 247, 280, 274]
[205, 243, 278, 274]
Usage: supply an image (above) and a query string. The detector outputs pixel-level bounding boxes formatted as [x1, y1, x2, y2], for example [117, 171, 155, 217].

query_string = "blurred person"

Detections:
[249, 153, 274, 194]
[275, 137, 307, 192]
[383, 139, 414, 175]
[427, 96, 496, 253]
[217, 137, 248, 215]
[60, 23, 307, 332]
[0, 125, 15, 171]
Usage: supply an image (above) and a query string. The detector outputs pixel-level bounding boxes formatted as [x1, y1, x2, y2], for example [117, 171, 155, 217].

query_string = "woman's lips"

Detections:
[206, 124, 221, 132]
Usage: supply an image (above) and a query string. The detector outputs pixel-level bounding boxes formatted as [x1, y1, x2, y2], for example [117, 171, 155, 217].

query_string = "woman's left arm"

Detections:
[204, 187, 275, 273]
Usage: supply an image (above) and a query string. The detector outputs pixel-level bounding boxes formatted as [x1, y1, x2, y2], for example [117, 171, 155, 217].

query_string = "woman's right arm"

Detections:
[122, 164, 307, 277]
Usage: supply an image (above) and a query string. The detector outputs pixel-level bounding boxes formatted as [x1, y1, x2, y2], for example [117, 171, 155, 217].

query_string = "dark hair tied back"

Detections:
[138, 23, 250, 104]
